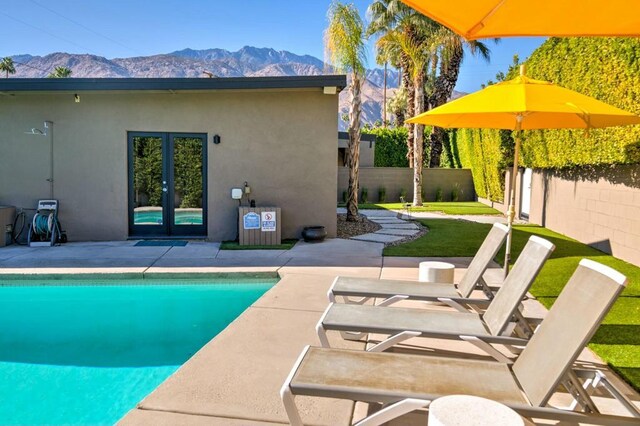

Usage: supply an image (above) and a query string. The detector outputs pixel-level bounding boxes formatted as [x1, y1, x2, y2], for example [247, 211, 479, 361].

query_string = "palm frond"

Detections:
[325, 1, 367, 75]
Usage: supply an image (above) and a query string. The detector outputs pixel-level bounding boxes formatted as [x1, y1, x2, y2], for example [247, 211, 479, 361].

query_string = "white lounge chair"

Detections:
[318, 235, 554, 359]
[329, 223, 509, 309]
[281, 259, 640, 426]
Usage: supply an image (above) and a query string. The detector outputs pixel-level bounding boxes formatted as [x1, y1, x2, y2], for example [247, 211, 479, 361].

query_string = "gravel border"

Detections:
[336, 214, 382, 239]
[383, 217, 429, 248]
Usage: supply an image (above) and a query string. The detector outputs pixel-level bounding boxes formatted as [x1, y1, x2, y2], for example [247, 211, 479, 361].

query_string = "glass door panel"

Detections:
[129, 134, 166, 235]
[170, 135, 207, 236]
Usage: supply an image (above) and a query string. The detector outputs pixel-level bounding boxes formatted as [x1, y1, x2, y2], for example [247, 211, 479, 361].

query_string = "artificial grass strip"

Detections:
[337, 202, 502, 215]
[219, 239, 298, 250]
[385, 218, 640, 390]
[384, 219, 493, 257]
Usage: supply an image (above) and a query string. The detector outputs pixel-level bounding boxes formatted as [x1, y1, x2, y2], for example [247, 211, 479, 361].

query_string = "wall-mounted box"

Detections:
[0, 206, 16, 247]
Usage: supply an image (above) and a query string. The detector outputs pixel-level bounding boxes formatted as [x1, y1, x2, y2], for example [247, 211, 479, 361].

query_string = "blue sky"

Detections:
[0, 0, 544, 92]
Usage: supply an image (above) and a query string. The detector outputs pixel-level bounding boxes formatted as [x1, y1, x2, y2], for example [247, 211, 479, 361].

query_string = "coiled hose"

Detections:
[32, 212, 58, 239]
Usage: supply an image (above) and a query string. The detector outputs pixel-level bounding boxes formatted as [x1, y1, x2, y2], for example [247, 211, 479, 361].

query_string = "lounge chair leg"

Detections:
[368, 331, 421, 352]
[561, 370, 599, 413]
[354, 399, 430, 426]
[280, 347, 310, 426]
[478, 277, 494, 299]
[594, 371, 640, 418]
[316, 323, 331, 347]
[281, 386, 304, 426]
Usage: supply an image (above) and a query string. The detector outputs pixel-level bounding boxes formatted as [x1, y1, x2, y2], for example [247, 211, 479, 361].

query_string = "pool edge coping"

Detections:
[0, 271, 281, 281]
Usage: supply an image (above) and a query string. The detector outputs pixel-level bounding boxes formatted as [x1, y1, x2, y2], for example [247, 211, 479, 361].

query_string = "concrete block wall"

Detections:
[337, 167, 475, 203]
[479, 165, 640, 267]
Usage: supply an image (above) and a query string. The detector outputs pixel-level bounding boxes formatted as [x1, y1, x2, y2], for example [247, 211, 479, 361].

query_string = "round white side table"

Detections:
[429, 395, 532, 426]
[418, 261, 455, 283]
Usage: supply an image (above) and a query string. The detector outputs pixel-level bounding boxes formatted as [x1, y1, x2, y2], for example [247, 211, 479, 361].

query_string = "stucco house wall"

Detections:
[337, 132, 375, 167]
[0, 77, 342, 241]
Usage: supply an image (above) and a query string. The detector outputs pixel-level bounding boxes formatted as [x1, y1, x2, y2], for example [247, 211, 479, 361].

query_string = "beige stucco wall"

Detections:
[338, 138, 375, 167]
[0, 89, 338, 241]
[479, 166, 640, 266]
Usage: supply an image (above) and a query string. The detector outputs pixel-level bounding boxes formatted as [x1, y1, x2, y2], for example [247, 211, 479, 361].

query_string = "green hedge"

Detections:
[515, 37, 640, 168]
[368, 127, 410, 167]
[452, 37, 640, 201]
[455, 128, 512, 201]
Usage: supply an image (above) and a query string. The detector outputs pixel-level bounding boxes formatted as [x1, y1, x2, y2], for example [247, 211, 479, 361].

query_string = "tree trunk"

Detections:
[412, 73, 425, 207]
[402, 60, 415, 168]
[346, 73, 362, 222]
[383, 61, 387, 127]
[429, 44, 463, 168]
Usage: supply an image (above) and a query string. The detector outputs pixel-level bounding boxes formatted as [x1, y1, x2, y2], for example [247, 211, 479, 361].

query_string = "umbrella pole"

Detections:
[504, 117, 522, 277]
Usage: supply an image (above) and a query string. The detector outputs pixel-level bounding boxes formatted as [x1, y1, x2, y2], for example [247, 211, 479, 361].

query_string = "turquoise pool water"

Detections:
[0, 278, 276, 424]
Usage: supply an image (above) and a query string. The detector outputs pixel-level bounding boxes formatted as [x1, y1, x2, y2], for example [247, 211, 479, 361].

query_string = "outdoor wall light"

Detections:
[213, 134, 221, 144]
[74, 94, 80, 103]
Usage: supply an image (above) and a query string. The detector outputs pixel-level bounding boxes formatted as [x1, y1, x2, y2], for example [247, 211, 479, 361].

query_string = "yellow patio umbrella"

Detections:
[400, 0, 640, 40]
[407, 66, 640, 273]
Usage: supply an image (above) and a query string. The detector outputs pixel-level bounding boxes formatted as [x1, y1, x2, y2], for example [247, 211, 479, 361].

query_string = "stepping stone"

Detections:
[376, 229, 420, 236]
[368, 218, 406, 224]
[361, 210, 397, 218]
[351, 233, 405, 243]
[378, 223, 419, 230]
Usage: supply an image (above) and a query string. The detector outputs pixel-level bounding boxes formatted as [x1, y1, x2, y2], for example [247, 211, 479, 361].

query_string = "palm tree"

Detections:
[428, 29, 492, 167]
[387, 85, 407, 126]
[48, 66, 73, 78]
[368, 0, 422, 167]
[0, 57, 16, 78]
[378, 23, 437, 206]
[325, 1, 367, 221]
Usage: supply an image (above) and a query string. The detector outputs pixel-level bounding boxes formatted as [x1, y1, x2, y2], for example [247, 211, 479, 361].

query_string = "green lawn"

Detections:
[219, 239, 298, 250]
[338, 201, 502, 215]
[386, 219, 640, 391]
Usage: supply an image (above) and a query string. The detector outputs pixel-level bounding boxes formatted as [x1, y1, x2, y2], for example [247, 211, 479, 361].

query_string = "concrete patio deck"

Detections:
[1, 233, 639, 425]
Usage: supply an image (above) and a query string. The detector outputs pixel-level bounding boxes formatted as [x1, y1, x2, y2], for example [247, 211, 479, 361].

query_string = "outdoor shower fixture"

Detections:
[24, 121, 55, 198]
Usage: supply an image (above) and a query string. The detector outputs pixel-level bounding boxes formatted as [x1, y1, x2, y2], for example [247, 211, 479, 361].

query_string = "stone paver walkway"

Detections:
[346, 210, 421, 244]
[338, 207, 519, 246]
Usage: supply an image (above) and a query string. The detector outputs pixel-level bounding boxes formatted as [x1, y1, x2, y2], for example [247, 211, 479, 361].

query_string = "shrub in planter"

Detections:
[378, 187, 386, 203]
[451, 183, 462, 202]
[361, 187, 368, 203]
[435, 187, 444, 202]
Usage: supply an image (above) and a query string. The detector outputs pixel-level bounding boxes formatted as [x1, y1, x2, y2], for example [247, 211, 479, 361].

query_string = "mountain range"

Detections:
[8, 46, 464, 128]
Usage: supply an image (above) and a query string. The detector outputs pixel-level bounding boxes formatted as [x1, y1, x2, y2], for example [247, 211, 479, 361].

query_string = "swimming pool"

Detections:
[0, 277, 277, 424]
